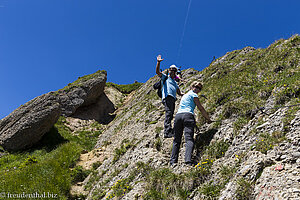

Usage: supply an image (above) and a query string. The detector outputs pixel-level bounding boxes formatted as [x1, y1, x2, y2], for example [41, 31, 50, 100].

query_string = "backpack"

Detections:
[153, 75, 167, 98]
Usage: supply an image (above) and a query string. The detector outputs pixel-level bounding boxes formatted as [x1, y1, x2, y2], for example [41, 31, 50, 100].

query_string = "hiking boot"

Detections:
[164, 133, 174, 138]
[170, 163, 178, 169]
[164, 129, 174, 138]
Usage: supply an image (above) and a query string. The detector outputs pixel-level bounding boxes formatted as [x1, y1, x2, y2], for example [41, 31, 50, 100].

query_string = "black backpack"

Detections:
[153, 76, 167, 98]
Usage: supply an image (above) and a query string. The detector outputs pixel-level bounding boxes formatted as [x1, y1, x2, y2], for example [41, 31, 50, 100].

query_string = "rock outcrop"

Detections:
[0, 70, 107, 151]
[0, 93, 61, 151]
[73, 35, 299, 200]
[56, 71, 107, 116]
[1, 35, 299, 199]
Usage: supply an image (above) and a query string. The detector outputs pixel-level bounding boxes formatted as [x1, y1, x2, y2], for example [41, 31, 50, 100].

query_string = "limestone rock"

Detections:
[0, 70, 107, 151]
[0, 93, 61, 151]
[56, 71, 107, 116]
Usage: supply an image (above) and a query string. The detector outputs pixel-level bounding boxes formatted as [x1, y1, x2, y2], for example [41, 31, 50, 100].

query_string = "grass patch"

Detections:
[254, 131, 286, 154]
[233, 116, 249, 135]
[0, 142, 82, 199]
[194, 158, 214, 178]
[71, 165, 91, 184]
[149, 120, 158, 124]
[235, 178, 253, 200]
[155, 127, 163, 134]
[145, 103, 156, 114]
[0, 116, 102, 199]
[199, 181, 223, 199]
[112, 139, 136, 163]
[106, 178, 133, 199]
[144, 168, 192, 200]
[200, 35, 299, 121]
[282, 98, 300, 132]
[204, 140, 230, 159]
[220, 165, 237, 181]
[57, 70, 106, 93]
[106, 82, 143, 94]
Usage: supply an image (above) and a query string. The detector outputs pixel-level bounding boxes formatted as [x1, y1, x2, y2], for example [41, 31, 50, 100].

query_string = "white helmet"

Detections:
[169, 64, 178, 71]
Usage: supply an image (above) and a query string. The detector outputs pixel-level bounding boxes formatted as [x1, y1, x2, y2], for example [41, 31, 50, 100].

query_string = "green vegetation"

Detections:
[199, 181, 223, 199]
[193, 139, 230, 199]
[233, 116, 248, 135]
[0, 35, 299, 200]
[85, 170, 102, 192]
[0, 142, 81, 199]
[0, 116, 102, 199]
[92, 161, 102, 170]
[106, 177, 133, 199]
[194, 158, 214, 178]
[148, 120, 158, 124]
[71, 166, 91, 184]
[58, 70, 106, 93]
[203, 140, 230, 160]
[220, 165, 237, 181]
[254, 131, 286, 154]
[89, 162, 151, 199]
[106, 82, 143, 94]
[155, 127, 163, 134]
[144, 168, 192, 200]
[145, 103, 156, 114]
[235, 178, 253, 200]
[282, 98, 300, 132]
[54, 117, 101, 151]
[198, 35, 300, 132]
[142, 139, 230, 199]
[112, 139, 136, 163]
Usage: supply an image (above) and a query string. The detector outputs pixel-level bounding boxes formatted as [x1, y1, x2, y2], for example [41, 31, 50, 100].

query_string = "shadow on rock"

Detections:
[194, 128, 218, 162]
[30, 126, 68, 152]
[72, 93, 116, 124]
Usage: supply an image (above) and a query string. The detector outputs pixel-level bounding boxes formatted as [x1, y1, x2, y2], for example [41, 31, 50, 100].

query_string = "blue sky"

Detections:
[1, 0, 300, 119]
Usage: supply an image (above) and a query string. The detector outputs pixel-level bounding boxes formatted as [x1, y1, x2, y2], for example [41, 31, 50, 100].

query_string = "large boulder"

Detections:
[0, 93, 61, 151]
[56, 71, 107, 116]
[0, 70, 107, 151]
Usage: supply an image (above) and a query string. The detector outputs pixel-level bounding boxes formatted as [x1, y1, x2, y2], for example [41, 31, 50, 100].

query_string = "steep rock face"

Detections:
[77, 36, 299, 200]
[0, 70, 107, 151]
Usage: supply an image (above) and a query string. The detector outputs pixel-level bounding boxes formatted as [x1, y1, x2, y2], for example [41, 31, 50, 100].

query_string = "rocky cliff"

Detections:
[0, 35, 299, 200]
[78, 35, 299, 199]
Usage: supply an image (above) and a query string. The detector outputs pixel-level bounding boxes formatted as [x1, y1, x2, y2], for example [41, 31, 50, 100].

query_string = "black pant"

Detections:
[170, 112, 195, 164]
[162, 96, 176, 137]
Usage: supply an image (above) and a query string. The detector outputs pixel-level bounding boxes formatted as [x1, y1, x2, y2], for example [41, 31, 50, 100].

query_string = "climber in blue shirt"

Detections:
[170, 81, 212, 166]
[156, 55, 184, 138]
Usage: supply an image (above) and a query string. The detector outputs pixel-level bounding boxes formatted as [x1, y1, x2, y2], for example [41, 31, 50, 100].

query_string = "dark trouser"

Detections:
[170, 112, 195, 164]
[162, 95, 176, 137]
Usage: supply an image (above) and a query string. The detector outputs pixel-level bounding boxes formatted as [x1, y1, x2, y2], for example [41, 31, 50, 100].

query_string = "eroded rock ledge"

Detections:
[0, 70, 107, 151]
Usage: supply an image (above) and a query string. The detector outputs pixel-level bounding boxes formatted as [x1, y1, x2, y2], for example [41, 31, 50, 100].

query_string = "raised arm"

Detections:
[194, 97, 212, 123]
[156, 55, 163, 77]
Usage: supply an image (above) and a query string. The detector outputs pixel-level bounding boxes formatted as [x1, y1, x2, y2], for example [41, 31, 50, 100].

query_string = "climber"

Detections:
[156, 55, 184, 138]
[174, 66, 186, 85]
[170, 81, 212, 166]
[177, 66, 182, 79]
